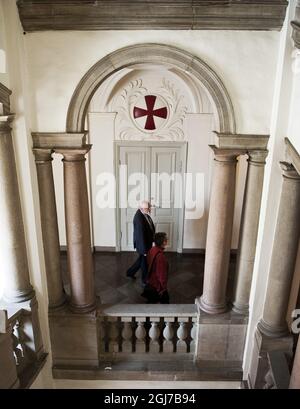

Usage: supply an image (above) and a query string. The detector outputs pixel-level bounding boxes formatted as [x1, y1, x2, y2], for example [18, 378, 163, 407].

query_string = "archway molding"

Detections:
[66, 43, 236, 134]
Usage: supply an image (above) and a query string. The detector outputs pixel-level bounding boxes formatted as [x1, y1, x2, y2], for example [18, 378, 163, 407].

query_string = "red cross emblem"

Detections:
[133, 95, 168, 131]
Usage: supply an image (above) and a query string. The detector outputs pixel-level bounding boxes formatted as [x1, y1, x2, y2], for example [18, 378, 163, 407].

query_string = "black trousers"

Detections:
[126, 253, 148, 283]
[141, 286, 170, 304]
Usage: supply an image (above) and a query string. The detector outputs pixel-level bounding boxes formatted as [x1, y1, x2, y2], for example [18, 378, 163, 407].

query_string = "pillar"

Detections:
[200, 147, 240, 314]
[233, 150, 268, 314]
[0, 115, 34, 303]
[56, 146, 96, 313]
[290, 335, 300, 389]
[33, 148, 65, 309]
[258, 163, 300, 337]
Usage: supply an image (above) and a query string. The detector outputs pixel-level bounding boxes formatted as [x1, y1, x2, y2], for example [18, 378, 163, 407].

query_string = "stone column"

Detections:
[290, 335, 300, 389]
[200, 147, 241, 314]
[56, 146, 96, 313]
[33, 148, 65, 309]
[0, 115, 34, 303]
[258, 163, 300, 337]
[232, 150, 268, 314]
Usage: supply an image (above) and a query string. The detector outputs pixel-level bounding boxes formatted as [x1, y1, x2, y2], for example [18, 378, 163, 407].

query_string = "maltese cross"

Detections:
[133, 95, 168, 131]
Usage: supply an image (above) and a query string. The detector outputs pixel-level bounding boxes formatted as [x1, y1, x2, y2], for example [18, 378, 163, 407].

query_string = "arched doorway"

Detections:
[66, 43, 236, 134]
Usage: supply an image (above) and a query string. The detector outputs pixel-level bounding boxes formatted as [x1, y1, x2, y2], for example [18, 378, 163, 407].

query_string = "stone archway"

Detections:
[66, 43, 236, 134]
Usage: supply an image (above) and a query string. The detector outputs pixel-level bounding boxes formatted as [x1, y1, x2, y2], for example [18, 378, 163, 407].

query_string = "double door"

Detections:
[117, 143, 186, 252]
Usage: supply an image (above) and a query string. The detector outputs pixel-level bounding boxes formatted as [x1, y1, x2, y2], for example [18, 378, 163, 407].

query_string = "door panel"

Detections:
[151, 147, 180, 251]
[119, 147, 151, 251]
[119, 144, 183, 252]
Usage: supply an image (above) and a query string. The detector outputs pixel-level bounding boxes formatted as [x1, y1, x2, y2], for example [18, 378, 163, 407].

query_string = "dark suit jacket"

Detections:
[133, 209, 155, 255]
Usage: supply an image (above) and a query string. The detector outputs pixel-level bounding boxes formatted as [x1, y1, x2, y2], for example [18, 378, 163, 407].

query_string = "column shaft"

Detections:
[233, 150, 268, 314]
[57, 147, 96, 313]
[290, 335, 300, 389]
[200, 147, 241, 314]
[33, 148, 65, 309]
[258, 163, 300, 337]
[0, 116, 34, 302]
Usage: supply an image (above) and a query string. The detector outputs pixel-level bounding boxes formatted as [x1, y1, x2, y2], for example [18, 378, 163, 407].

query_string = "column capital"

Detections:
[0, 115, 14, 133]
[55, 145, 92, 162]
[32, 148, 54, 163]
[248, 150, 268, 166]
[280, 162, 300, 180]
[32, 132, 87, 149]
[213, 132, 269, 150]
[209, 145, 246, 162]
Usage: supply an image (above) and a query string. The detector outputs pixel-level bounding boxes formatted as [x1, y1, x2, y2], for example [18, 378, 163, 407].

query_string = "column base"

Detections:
[69, 300, 97, 314]
[232, 302, 249, 315]
[199, 296, 228, 314]
[3, 287, 35, 304]
[257, 319, 289, 338]
[49, 294, 68, 312]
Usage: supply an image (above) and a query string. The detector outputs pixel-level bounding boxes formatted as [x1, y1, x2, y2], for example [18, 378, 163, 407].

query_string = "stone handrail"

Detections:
[97, 303, 199, 357]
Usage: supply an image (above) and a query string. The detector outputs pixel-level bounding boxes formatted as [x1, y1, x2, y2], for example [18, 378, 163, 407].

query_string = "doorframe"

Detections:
[114, 140, 188, 253]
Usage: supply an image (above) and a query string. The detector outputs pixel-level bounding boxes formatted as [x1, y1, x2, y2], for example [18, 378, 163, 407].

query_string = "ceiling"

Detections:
[16, 0, 289, 32]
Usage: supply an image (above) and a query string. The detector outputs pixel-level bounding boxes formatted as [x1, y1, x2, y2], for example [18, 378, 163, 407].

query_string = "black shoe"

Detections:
[126, 272, 136, 280]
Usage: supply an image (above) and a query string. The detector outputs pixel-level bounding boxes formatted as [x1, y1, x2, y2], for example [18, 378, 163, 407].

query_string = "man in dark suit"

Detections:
[126, 200, 155, 285]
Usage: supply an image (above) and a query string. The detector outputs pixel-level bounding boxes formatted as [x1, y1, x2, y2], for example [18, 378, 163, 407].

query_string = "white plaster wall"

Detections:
[0, 0, 8, 88]
[288, 54, 300, 153]
[183, 114, 213, 249]
[24, 30, 279, 135]
[88, 112, 116, 248]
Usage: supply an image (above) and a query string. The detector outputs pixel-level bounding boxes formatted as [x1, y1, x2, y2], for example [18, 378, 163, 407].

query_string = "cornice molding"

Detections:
[17, 0, 288, 32]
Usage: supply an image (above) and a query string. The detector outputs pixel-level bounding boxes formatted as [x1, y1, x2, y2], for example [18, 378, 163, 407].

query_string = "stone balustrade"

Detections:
[97, 304, 198, 358]
[0, 308, 46, 389]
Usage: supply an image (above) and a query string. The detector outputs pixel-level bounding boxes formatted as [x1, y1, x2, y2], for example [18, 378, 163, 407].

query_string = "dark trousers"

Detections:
[141, 287, 170, 304]
[126, 253, 148, 283]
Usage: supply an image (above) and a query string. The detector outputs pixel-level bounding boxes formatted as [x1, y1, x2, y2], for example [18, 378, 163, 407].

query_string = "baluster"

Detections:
[12, 320, 22, 365]
[149, 318, 160, 353]
[108, 317, 119, 353]
[121, 317, 133, 353]
[163, 318, 175, 353]
[135, 317, 146, 353]
[190, 317, 198, 354]
[177, 318, 188, 353]
[15, 319, 25, 358]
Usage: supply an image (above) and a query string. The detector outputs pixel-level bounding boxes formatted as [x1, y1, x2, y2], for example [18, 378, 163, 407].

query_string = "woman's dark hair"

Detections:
[154, 232, 168, 247]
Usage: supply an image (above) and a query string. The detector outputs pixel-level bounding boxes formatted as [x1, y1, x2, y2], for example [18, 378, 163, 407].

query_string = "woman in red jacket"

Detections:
[142, 232, 169, 304]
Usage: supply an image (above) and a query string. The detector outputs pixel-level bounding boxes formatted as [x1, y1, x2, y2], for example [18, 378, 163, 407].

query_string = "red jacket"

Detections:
[147, 246, 168, 294]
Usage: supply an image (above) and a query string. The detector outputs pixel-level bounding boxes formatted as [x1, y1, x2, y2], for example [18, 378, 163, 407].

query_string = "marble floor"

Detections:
[61, 251, 237, 304]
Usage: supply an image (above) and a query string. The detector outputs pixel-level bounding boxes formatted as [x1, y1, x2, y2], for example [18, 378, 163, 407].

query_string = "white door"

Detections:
[118, 143, 185, 252]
